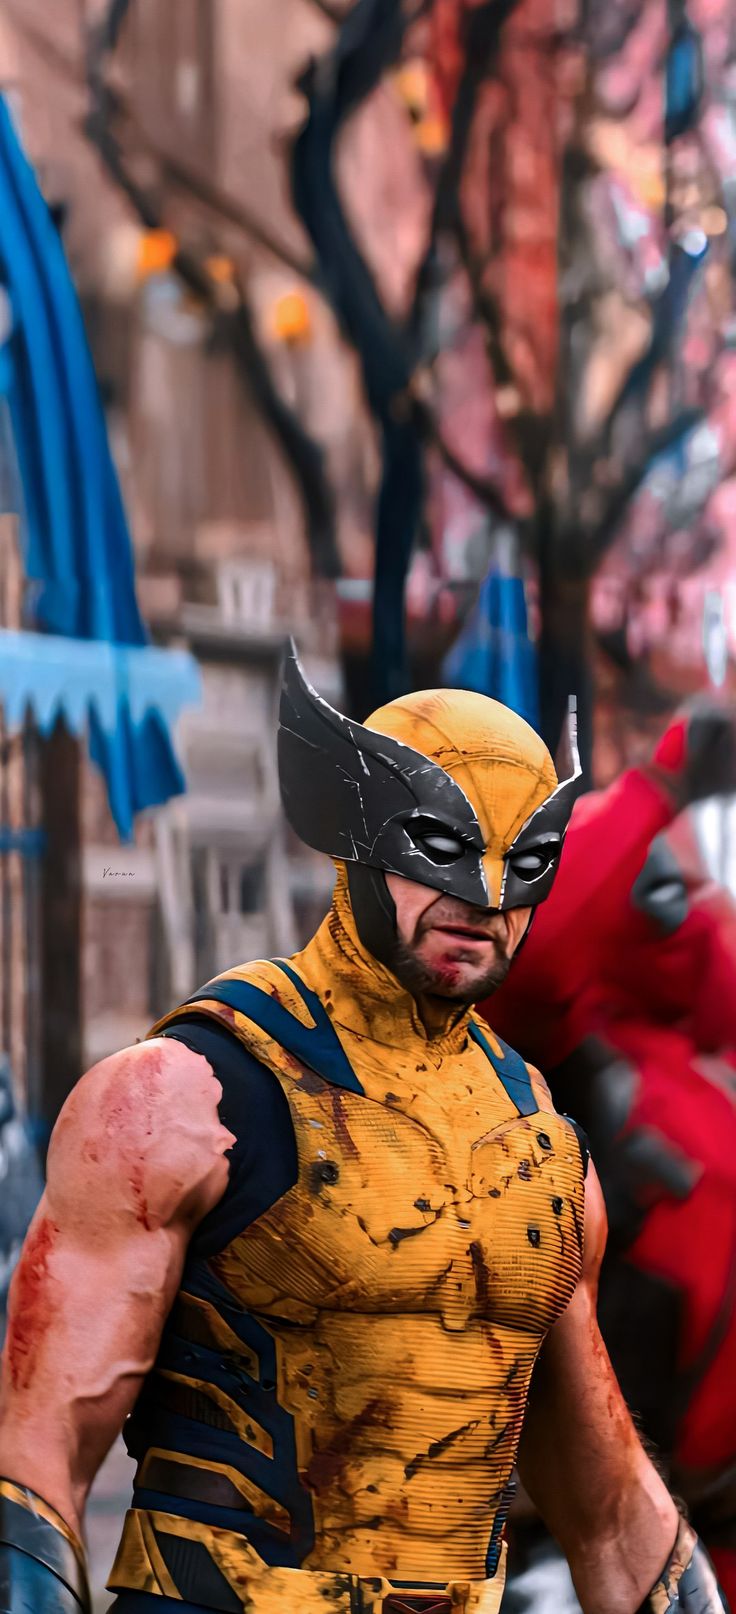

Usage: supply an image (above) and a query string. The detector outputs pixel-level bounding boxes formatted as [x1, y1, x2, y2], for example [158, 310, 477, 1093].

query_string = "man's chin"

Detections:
[386, 935, 513, 1006]
[416, 950, 512, 1005]
[426, 962, 511, 1003]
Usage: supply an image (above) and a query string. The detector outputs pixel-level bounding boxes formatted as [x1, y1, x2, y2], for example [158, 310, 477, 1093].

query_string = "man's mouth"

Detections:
[431, 923, 494, 943]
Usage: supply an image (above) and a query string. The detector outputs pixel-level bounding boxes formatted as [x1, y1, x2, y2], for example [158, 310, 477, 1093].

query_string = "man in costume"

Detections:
[488, 706, 736, 1607]
[0, 649, 727, 1614]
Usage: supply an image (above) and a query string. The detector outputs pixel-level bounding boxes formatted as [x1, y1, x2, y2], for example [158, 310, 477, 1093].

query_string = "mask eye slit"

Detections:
[407, 819, 467, 864]
[507, 844, 559, 882]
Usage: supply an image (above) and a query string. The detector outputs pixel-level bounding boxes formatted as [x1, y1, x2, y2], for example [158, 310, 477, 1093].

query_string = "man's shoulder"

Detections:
[149, 956, 309, 1039]
[46, 1039, 234, 1231]
[148, 956, 333, 1090]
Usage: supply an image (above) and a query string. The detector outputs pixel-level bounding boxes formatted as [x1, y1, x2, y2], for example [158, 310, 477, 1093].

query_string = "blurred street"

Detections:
[87, 1440, 132, 1614]
[1, 0, 736, 1610]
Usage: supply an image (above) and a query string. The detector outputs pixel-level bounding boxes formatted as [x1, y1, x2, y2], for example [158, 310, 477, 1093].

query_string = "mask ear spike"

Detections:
[555, 695, 582, 788]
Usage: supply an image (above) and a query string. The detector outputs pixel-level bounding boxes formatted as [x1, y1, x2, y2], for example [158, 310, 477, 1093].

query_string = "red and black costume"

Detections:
[488, 708, 736, 1606]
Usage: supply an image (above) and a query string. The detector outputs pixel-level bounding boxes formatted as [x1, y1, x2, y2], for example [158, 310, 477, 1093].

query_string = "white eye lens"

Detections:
[510, 850, 553, 878]
[422, 834, 464, 856]
[649, 879, 685, 905]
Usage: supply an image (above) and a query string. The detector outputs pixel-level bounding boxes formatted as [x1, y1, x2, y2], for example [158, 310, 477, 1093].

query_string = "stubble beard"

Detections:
[386, 933, 513, 1006]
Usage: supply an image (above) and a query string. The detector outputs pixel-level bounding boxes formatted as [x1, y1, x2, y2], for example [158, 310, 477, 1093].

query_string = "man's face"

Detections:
[384, 873, 532, 1005]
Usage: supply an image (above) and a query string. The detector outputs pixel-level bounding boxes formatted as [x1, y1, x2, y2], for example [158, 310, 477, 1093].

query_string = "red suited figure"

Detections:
[488, 706, 736, 1606]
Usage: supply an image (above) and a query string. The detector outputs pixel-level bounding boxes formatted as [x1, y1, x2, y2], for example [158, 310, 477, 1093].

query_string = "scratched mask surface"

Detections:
[278, 644, 575, 911]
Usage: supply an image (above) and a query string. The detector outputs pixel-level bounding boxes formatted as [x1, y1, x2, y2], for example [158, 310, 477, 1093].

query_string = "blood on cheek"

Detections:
[6, 1215, 59, 1391]
[432, 955, 462, 988]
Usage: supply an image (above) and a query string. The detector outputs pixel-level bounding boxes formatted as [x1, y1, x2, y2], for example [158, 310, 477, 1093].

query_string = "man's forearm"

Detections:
[562, 1458, 679, 1614]
[566, 1502, 726, 1614]
[518, 1172, 727, 1613]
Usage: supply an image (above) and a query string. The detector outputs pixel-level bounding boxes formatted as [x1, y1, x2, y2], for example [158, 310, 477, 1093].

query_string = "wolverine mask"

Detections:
[278, 644, 581, 914]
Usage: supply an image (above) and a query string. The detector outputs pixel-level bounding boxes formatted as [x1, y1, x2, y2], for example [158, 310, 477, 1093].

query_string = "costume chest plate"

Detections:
[212, 1076, 584, 1337]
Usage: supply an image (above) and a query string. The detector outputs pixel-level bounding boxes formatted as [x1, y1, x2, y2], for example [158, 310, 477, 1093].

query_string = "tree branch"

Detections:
[412, 395, 512, 520]
[84, 0, 340, 578]
[108, 88, 316, 282]
[3, 4, 80, 80]
[292, 0, 425, 702]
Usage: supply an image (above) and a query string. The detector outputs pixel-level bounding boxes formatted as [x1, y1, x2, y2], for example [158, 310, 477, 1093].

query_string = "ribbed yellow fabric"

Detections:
[116, 873, 584, 1605]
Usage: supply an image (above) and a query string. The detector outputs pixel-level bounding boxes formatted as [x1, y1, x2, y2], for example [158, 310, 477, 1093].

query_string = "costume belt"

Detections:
[108, 1508, 507, 1614]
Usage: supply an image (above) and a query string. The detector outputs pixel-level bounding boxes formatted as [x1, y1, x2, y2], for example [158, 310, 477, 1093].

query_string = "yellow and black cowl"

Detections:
[278, 642, 581, 953]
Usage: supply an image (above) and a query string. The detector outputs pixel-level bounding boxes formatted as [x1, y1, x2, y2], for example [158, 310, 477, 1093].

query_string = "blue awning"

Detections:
[0, 629, 201, 737]
[0, 94, 201, 840]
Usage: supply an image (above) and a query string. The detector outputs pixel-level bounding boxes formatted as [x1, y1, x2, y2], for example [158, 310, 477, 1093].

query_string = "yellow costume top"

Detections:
[109, 872, 585, 1613]
[109, 672, 586, 1614]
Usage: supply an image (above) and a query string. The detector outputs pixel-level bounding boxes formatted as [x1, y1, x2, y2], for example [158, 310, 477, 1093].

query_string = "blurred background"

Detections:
[1, 0, 736, 1606]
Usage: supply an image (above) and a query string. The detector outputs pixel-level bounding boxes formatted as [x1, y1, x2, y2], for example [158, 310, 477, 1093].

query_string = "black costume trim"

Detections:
[468, 1022, 538, 1117]
[109, 1594, 216, 1612]
[0, 1485, 90, 1613]
[184, 963, 364, 1094]
[636, 1522, 728, 1611]
[161, 1019, 297, 1259]
[564, 1116, 591, 1179]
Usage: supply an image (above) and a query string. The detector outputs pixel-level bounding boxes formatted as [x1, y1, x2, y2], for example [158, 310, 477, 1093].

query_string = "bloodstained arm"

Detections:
[518, 1164, 680, 1614]
[0, 1036, 234, 1540]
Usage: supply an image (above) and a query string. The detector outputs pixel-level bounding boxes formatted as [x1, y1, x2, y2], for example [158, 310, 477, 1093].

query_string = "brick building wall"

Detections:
[1, 0, 356, 1094]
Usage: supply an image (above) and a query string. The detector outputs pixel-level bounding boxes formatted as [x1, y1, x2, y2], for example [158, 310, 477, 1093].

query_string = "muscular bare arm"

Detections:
[0, 1036, 234, 1540]
[518, 1163, 679, 1614]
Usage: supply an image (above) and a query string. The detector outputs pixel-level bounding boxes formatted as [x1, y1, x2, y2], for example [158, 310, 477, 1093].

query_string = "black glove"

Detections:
[650, 703, 736, 810]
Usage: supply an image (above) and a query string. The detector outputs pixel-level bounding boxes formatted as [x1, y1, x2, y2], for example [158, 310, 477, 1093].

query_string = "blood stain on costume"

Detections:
[469, 1240, 491, 1310]
[7, 1215, 59, 1390]
[303, 1397, 392, 1491]
[329, 1090, 359, 1159]
[293, 1061, 325, 1095]
[214, 1003, 239, 1031]
[404, 1417, 480, 1480]
[569, 1196, 583, 1251]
